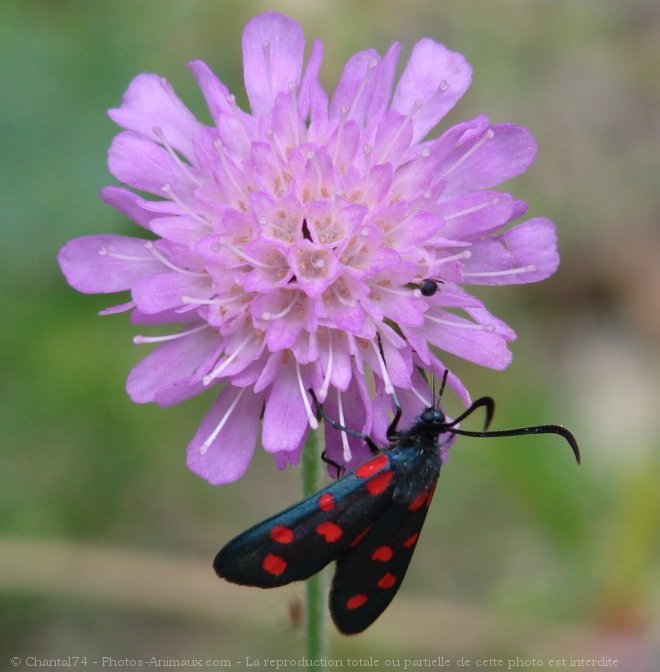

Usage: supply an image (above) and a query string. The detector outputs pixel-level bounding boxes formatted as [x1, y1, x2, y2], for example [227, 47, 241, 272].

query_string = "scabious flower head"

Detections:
[59, 12, 559, 484]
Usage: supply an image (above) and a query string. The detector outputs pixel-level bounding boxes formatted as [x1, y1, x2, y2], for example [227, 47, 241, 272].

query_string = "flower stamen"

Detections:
[161, 184, 210, 224]
[347, 58, 378, 119]
[144, 242, 207, 277]
[203, 333, 254, 385]
[261, 40, 274, 101]
[371, 339, 395, 395]
[463, 264, 537, 278]
[336, 388, 352, 462]
[319, 331, 334, 402]
[214, 140, 249, 200]
[296, 361, 319, 430]
[442, 128, 495, 177]
[98, 247, 151, 262]
[444, 197, 500, 221]
[425, 313, 492, 331]
[153, 126, 202, 186]
[199, 387, 247, 454]
[133, 323, 210, 344]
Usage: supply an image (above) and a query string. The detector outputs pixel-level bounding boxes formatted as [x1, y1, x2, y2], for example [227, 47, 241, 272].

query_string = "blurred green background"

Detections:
[1, 0, 659, 668]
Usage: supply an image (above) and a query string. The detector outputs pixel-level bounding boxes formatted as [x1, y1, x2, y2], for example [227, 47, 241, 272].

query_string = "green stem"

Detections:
[301, 427, 327, 670]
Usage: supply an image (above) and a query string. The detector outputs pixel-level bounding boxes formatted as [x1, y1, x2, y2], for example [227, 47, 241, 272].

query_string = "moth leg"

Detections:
[309, 389, 380, 454]
[386, 389, 403, 441]
[321, 450, 345, 479]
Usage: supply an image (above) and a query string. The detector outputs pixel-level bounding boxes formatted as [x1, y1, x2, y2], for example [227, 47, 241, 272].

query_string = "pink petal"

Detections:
[421, 312, 513, 370]
[392, 39, 472, 143]
[108, 73, 204, 160]
[150, 215, 211, 247]
[242, 12, 305, 116]
[298, 39, 324, 119]
[188, 60, 232, 121]
[439, 124, 537, 197]
[437, 191, 515, 239]
[366, 42, 401, 121]
[187, 386, 264, 484]
[463, 217, 559, 285]
[100, 186, 180, 229]
[127, 327, 218, 403]
[108, 131, 198, 200]
[262, 364, 310, 454]
[330, 49, 381, 126]
[58, 235, 162, 293]
[131, 272, 212, 314]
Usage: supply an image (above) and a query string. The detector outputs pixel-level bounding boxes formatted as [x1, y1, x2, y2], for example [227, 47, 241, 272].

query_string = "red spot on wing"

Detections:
[378, 572, 397, 589]
[403, 533, 419, 548]
[316, 521, 343, 543]
[346, 594, 368, 610]
[372, 545, 393, 562]
[355, 454, 388, 479]
[365, 470, 393, 496]
[270, 525, 294, 544]
[408, 490, 427, 511]
[318, 493, 335, 511]
[262, 553, 287, 576]
[349, 526, 372, 548]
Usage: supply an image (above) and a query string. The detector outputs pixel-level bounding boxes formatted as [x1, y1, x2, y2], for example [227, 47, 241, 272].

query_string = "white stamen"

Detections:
[336, 388, 352, 462]
[99, 301, 136, 316]
[98, 247, 151, 262]
[260, 294, 298, 321]
[296, 361, 319, 430]
[181, 296, 218, 306]
[332, 111, 348, 166]
[153, 126, 202, 187]
[213, 140, 248, 199]
[199, 387, 246, 454]
[347, 59, 378, 119]
[319, 332, 334, 402]
[133, 323, 209, 344]
[371, 339, 395, 395]
[202, 333, 254, 385]
[161, 184, 210, 225]
[144, 242, 207, 277]
[441, 129, 495, 178]
[380, 99, 423, 162]
[410, 383, 431, 408]
[463, 264, 537, 278]
[377, 284, 413, 298]
[262, 40, 273, 100]
[159, 77, 197, 120]
[434, 250, 472, 265]
[222, 241, 278, 269]
[425, 313, 485, 330]
[288, 82, 301, 147]
[444, 197, 500, 221]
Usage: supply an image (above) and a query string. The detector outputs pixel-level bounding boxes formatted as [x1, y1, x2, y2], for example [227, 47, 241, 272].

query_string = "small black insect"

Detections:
[419, 278, 442, 296]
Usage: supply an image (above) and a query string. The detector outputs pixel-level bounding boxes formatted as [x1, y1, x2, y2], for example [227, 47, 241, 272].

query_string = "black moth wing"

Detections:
[214, 452, 397, 588]
[330, 449, 440, 634]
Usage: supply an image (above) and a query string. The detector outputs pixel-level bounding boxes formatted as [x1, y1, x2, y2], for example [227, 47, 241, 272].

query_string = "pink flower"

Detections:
[58, 12, 559, 484]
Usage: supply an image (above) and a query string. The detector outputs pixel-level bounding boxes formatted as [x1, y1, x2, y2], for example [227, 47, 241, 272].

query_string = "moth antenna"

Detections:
[450, 423, 581, 464]
[436, 368, 449, 405]
[444, 395, 495, 432]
